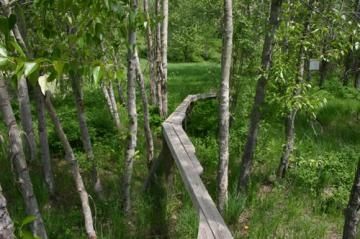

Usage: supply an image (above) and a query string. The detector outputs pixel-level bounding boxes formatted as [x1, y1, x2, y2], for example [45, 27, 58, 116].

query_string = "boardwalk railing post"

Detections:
[144, 137, 174, 238]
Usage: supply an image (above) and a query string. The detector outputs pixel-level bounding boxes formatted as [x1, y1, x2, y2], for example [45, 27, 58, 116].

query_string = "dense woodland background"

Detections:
[0, 0, 360, 238]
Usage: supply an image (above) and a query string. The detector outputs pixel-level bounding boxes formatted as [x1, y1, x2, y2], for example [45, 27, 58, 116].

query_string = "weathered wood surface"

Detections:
[162, 93, 233, 239]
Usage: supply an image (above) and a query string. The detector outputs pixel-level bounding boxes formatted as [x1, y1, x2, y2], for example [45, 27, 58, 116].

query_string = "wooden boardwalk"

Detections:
[159, 93, 233, 239]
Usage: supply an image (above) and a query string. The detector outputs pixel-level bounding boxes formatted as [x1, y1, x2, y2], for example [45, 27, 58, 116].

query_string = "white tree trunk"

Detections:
[44, 92, 96, 239]
[35, 85, 55, 195]
[217, 0, 233, 214]
[155, 0, 164, 116]
[71, 76, 103, 198]
[108, 82, 121, 129]
[102, 83, 121, 130]
[143, 0, 157, 105]
[0, 78, 48, 239]
[161, 0, 169, 117]
[18, 76, 37, 162]
[124, 0, 139, 214]
[0, 185, 15, 239]
[135, 52, 154, 167]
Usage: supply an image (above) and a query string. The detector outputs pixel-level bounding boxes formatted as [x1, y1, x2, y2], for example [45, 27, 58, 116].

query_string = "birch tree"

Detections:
[0, 78, 47, 239]
[44, 91, 96, 239]
[135, 51, 154, 167]
[123, 0, 138, 214]
[71, 75, 103, 197]
[155, 0, 164, 116]
[238, 0, 283, 192]
[144, 0, 157, 105]
[35, 85, 55, 195]
[161, 0, 169, 117]
[217, 0, 233, 214]
[0, 185, 15, 239]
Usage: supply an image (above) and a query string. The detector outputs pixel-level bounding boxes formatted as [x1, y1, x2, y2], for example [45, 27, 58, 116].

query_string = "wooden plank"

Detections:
[162, 123, 233, 239]
[172, 125, 203, 175]
[198, 211, 215, 239]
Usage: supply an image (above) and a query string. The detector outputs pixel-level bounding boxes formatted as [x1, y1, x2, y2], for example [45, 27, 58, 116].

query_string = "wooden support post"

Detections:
[144, 137, 174, 238]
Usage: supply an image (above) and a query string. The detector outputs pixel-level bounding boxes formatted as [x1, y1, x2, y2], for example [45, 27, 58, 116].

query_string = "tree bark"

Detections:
[108, 82, 121, 129]
[0, 78, 48, 239]
[135, 52, 155, 168]
[0, 185, 15, 239]
[123, 0, 138, 214]
[155, 0, 164, 116]
[143, 0, 157, 105]
[18, 76, 37, 162]
[277, 110, 297, 178]
[116, 79, 126, 106]
[217, 0, 233, 214]
[44, 92, 96, 239]
[161, 0, 169, 117]
[319, 57, 328, 88]
[238, 0, 283, 192]
[343, 159, 360, 239]
[35, 85, 55, 195]
[1, 0, 37, 162]
[71, 76, 103, 198]
[102, 83, 121, 130]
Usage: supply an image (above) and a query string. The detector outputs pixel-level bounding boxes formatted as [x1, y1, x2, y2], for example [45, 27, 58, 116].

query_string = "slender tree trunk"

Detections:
[35, 85, 55, 195]
[343, 52, 353, 86]
[277, 110, 297, 177]
[102, 83, 114, 115]
[319, 57, 328, 88]
[71, 76, 103, 198]
[155, 0, 164, 116]
[161, 0, 168, 117]
[18, 76, 37, 162]
[116, 80, 126, 106]
[343, 159, 360, 239]
[0, 78, 47, 239]
[135, 52, 154, 168]
[144, 0, 157, 105]
[44, 92, 96, 239]
[355, 67, 360, 89]
[277, 1, 312, 178]
[108, 82, 121, 129]
[102, 83, 121, 130]
[123, 0, 138, 214]
[217, 0, 233, 214]
[353, 0, 360, 90]
[238, 0, 283, 192]
[0, 185, 15, 239]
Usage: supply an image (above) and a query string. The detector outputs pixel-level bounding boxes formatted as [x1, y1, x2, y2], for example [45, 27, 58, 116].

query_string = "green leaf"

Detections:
[0, 46, 7, 57]
[0, 16, 9, 35]
[24, 62, 39, 77]
[20, 230, 34, 239]
[0, 57, 8, 67]
[53, 60, 64, 79]
[11, 40, 26, 58]
[38, 75, 48, 95]
[93, 66, 103, 84]
[21, 215, 37, 226]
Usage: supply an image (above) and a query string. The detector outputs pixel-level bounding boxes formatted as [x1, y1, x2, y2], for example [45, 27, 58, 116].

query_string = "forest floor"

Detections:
[1, 62, 359, 238]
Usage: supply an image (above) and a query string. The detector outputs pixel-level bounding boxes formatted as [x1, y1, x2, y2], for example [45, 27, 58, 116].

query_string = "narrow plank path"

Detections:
[162, 93, 233, 239]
